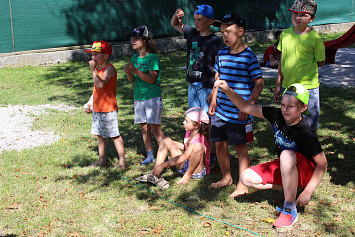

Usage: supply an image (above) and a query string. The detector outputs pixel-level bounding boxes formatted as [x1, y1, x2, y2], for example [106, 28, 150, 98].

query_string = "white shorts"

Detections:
[91, 111, 120, 138]
[134, 97, 163, 124]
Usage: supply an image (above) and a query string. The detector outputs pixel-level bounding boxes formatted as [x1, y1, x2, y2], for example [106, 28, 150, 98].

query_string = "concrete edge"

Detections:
[0, 22, 353, 68]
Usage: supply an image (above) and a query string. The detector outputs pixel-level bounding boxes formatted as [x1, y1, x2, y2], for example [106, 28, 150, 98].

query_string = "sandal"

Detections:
[136, 173, 156, 182]
[155, 178, 170, 189]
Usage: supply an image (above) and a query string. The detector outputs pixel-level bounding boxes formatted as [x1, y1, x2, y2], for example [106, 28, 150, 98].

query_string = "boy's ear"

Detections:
[310, 15, 315, 22]
[238, 26, 245, 37]
[104, 53, 110, 60]
[301, 104, 308, 114]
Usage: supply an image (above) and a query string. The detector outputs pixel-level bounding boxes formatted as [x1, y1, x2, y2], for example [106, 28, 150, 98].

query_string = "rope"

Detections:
[119, 175, 263, 236]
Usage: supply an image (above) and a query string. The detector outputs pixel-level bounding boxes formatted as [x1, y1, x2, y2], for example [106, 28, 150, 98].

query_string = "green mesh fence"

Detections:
[0, 0, 353, 53]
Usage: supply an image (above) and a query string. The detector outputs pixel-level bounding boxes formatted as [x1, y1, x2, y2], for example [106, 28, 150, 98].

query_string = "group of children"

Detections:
[84, 0, 327, 229]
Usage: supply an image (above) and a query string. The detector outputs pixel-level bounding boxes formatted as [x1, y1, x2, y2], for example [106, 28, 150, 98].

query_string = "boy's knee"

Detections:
[280, 150, 297, 165]
[240, 168, 252, 187]
[240, 168, 260, 187]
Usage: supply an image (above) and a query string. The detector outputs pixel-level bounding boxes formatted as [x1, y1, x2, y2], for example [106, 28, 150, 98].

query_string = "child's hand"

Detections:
[238, 111, 249, 121]
[85, 106, 93, 114]
[215, 80, 230, 92]
[208, 101, 217, 116]
[175, 9, 184, 21]
[274, 86, 281, 102]
[89, 59, 97, 71]
[152, 165, 164, 177]
[296, 190, 312, 206]
[123, 61, 135, 74]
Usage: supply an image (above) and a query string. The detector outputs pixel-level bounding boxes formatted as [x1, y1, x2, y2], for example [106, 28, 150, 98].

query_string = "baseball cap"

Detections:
[127, 25, 152, 39]
[194, 5, 214, 19]
[289, 0, 317, 16]
[186, 107, 210, 124]
[282, 83, 309, 114]
[212, 12, 246, 29]
[85, 40, 112, 55]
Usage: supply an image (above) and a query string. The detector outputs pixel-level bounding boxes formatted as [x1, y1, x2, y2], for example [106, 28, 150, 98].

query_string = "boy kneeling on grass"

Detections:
[215, 80, 327, 228]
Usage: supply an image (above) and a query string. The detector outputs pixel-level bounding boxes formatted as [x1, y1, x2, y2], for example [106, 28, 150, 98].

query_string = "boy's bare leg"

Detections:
[177, 144, 204, 184]
[141, 123, 153, 153]
[90, 135, 107, 167]
[141, 123, 155, 164]
[150, 124, 165, 144]
[280, 150, 298, 202]
[112, 136, 126, 169]
[241, 168, 282, 190]
[230, 144, 250, 197]
[209, 141, 233, 189]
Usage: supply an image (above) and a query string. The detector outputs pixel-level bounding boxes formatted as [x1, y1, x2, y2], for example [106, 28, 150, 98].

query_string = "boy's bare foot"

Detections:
[229, 185, 248, 198]
[177, 177, 190, 185]
[89, 160, 106, 167]
[208, 178, 233, 189]
[114, 163, 126, 170]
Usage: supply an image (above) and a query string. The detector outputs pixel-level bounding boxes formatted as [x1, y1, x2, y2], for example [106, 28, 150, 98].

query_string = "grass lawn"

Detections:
[0, 36, 354, 236]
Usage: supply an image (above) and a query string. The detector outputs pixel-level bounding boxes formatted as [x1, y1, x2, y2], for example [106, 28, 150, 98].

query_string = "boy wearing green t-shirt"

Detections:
[124, 25, 165, 165]
[274, 0, 325, 132]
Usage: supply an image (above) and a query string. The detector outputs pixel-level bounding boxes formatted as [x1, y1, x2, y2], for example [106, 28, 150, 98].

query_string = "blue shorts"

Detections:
[177, 160, 207, 179]
[210, 115, 248, 145]
[188, 82, 212, 113]
[91, 111, 120, 138]
[282, 87, 319, 129]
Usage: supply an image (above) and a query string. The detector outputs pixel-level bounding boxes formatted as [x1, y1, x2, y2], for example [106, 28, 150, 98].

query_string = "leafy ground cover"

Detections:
[0, 34, 354, 236]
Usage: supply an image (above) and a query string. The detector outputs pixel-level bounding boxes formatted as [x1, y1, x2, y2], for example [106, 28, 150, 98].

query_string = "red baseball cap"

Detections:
[85, 40, 112, 55]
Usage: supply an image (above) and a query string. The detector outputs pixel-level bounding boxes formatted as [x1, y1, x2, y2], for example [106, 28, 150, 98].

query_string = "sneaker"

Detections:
[141, 154, 155, 165]
[273, 208, 298, 228]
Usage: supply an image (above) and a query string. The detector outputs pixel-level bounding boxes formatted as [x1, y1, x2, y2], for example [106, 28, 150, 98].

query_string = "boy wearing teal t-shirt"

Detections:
[274, 0, 325, 132]
[124, 25, 165, 165]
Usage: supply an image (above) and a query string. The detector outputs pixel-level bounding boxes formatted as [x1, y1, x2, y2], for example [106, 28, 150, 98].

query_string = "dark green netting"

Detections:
[0, 0, 353, 53]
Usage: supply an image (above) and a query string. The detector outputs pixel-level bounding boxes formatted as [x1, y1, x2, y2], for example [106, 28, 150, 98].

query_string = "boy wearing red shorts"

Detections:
[215, 80, 327, 228]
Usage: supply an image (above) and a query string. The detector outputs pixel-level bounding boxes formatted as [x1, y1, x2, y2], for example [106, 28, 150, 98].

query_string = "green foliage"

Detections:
[0, 51, 354, 236]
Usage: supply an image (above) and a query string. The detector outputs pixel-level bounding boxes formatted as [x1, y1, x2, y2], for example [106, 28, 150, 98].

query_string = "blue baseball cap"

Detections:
[194, 5, 214, 19]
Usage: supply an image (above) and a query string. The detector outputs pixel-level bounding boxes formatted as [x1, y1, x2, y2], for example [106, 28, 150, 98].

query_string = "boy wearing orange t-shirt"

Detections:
[85, 40, 126, 169]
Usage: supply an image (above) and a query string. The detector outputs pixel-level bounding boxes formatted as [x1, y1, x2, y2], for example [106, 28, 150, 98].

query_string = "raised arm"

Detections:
[171, 9, 185, 33]
[215, 80, 264, 119]
[90, 61, 115, 89]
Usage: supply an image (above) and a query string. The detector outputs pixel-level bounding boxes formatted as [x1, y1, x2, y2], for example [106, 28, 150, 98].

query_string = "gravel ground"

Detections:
[0, 48, 353, 153]
[0, 104, 76, 152]
[258, 48, 355, 87]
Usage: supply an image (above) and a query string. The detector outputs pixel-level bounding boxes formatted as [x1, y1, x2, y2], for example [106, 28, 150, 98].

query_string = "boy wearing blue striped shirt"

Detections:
[208, 13, 264, 197]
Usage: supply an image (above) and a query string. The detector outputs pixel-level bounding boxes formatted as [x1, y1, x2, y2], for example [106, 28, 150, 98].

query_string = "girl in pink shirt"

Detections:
[136, 107, 210, 188]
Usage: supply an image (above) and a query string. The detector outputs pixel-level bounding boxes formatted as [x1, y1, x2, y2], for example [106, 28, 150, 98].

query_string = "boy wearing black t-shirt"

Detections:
[215, 80, 327, 228]
[171, 4, 224, 112]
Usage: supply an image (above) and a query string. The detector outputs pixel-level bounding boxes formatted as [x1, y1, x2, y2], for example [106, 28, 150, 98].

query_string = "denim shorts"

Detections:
[188, 82, 212, 113]
[134, 97, 163, 124]
[177, 160, 207, 179]
[91, 110, 120, 138]
[210, 115, 248, 145]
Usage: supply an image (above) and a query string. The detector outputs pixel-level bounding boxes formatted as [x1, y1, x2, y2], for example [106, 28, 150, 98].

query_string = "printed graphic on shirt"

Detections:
[136, 62, 148, 72]
[187, 41, 204, 79]
[273, 123, 297, 151]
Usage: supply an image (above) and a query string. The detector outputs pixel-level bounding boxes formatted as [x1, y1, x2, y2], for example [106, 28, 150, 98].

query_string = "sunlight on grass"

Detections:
[0, 49, 354, 236]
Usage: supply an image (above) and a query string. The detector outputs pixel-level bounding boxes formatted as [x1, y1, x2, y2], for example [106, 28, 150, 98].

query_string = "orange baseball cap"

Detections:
[85, 40, 112, 55]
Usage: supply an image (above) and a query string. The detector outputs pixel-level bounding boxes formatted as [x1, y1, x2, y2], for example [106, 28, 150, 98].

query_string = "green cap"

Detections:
[282, 83, 309, 114]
